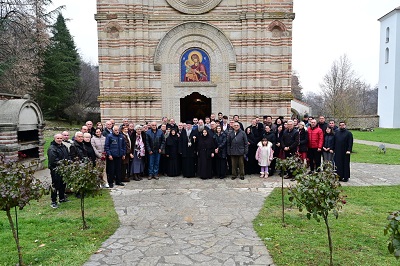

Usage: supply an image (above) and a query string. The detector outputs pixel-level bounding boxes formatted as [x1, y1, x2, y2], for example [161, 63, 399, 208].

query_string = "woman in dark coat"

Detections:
[197, 129, 215, 179]
[274, 124, 285, 160]
[83, 133, 96, 165]
[213, 125, 227, 179]
[298, 122, 308, 166]
[245, 126, 259, 175]
[165, 129, 180, 176]
[322, 127, 335, 165]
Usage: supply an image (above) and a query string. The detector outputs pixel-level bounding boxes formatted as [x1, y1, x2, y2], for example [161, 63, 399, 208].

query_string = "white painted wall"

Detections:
[378, 8, 400, 128]
[291, 99, 310, 117]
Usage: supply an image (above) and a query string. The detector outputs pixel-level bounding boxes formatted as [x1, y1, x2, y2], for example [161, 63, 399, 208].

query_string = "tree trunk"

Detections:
[81, 196, 87, 229]
[6, 209, 24, 266]
[323, 214, 333, 266]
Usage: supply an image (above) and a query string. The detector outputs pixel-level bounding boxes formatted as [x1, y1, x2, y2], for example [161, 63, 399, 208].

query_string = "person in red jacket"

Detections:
[307, 119, 324, 172]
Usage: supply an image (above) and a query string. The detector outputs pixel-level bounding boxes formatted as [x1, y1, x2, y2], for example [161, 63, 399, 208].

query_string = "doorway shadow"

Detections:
[180, 92, 211, 123]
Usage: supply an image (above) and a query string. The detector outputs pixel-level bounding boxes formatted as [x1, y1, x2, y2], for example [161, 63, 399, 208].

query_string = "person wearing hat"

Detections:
[179, 121, 198, 177]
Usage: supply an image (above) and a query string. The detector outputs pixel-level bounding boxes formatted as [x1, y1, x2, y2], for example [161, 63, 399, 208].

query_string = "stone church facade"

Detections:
[96, 0, 295, 124]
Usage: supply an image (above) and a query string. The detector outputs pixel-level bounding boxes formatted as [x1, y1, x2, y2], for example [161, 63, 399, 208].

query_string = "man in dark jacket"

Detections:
[146, 122, 165, 180]
[318, 115, 328, 132]
[102, 120, 113, 137]
[227, 122, 248, 180]
[281, 120, 299, 158]
[48, 133, 70, 208]
[105, 126, 126, 187]
[69, 131, 87, 161]
[281, 120, 299, 179]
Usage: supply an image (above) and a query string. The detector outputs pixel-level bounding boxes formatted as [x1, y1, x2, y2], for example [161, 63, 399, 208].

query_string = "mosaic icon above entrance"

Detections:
[166, 0, 222, 14]
[181, 48, 210, 82]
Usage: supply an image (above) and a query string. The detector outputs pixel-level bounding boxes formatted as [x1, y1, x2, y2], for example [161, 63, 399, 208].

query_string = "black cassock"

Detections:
[179, 129, 197, 177]
[197, 134, 215, 179]
[245, 128, 260, 175]
[334, 128, 353, 181]
[165, 134, 180, 177]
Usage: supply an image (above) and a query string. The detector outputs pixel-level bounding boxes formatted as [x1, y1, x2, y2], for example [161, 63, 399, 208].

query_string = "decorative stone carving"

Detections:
[165, 0, 222, 14]
[267, 20, 287, 32]
[104, 21, 123, 39]
[154, 22, 236, 70]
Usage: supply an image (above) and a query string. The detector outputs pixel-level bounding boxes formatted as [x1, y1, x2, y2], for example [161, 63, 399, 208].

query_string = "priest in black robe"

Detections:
[179, 122, 197, 177]
[334, 122, 353, 182]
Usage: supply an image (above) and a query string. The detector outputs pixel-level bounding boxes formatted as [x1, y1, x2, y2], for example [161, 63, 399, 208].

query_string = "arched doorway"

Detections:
[180, 92, 211, 123]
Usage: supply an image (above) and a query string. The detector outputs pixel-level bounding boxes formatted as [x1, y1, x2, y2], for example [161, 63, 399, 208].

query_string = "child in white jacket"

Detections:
[255, 138, 274, 178]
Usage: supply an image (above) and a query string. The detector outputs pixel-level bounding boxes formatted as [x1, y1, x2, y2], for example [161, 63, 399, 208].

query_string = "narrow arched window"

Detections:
[386, 27, 390, 43]
[385, 47, 389, 64]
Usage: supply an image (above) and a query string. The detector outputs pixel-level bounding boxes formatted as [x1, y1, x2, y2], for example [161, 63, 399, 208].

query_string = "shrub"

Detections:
[288, 162, 346, 266]
[56, 159, 104, 229]
[0, 159, 48, 266]
[384, 210, 400, 260]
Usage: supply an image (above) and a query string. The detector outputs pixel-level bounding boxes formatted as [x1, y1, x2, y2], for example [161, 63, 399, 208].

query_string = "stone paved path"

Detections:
[83, 177, 277, 266]
[34, 160, 400, 266]
[354, 139, 400, 150]
[80, 162, 400, 266]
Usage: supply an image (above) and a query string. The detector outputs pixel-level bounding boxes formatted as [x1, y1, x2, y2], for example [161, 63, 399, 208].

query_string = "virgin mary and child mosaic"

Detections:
[181, 49, 210, 82]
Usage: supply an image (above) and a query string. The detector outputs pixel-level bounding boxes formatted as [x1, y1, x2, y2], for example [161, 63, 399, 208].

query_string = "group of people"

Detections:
[47, 113, 353, 208]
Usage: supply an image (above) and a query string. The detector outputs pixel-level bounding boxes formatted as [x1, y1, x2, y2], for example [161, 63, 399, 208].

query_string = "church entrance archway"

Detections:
[180, 92, 211, 123]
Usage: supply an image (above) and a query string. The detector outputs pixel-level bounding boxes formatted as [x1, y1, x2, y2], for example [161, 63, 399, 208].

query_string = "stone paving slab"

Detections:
[34, 161, 400, 266]
[84, 177, 276, 266]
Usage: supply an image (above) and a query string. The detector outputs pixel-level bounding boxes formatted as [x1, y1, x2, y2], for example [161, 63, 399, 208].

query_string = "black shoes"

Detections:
[240, 176, 244, 180]
[231, 176, 237, 180]
[59, 198, 70, 203]
[116, 182, 125, 186]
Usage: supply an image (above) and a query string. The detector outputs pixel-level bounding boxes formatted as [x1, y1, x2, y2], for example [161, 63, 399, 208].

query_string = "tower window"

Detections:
[386, 27, 390, 43]
[385, 47, 389, 64]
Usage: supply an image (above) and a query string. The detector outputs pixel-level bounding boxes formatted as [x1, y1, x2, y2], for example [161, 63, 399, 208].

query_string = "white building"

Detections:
[378, 7, 400, 128]
[291, 99, 311, 119]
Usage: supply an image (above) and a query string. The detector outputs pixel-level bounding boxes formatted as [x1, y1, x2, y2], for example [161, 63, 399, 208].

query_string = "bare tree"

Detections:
[303, 91, 325, 117]
[64, 60, 100, 123]
[355, 83, 378, 115]
[320, 55, 359, 120]
[0, 0, 56, 95]
[74, 61, 99, 107]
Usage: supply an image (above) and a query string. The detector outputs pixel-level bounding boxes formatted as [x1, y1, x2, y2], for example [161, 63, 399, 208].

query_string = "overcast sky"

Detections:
[51, 0, 400, 93]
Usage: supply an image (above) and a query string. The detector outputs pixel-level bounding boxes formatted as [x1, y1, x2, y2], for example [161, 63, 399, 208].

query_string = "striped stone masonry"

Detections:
[96, 0, 294, 125]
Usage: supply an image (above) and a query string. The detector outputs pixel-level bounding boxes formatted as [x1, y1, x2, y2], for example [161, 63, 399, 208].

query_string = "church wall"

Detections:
[96, 0, 294, 126]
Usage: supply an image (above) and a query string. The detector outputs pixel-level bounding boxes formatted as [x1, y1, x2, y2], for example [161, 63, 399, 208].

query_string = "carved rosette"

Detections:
[166, 0, 222, 14]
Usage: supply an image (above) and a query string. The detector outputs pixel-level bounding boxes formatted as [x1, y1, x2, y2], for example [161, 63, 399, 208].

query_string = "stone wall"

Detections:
[325, 115, 379, 130]
[346, 115, 380, 130]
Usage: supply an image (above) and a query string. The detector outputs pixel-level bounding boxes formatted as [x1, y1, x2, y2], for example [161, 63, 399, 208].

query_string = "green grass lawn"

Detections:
[351, 128, 400, 145]
[0, 191, 119, 266]
[253, 186, 400, 266]
[351, 143, 400, 165]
